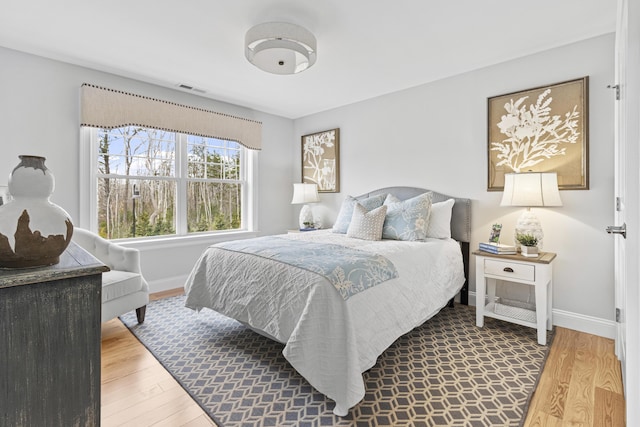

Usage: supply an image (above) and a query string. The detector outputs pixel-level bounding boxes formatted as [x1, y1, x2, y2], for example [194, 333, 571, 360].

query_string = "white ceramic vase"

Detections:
[0, 155, 74, 268]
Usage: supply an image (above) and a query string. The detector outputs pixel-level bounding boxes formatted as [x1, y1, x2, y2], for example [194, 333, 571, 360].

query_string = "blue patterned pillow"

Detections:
[332, 194, 386, 234]
[382, 192, 433, 241]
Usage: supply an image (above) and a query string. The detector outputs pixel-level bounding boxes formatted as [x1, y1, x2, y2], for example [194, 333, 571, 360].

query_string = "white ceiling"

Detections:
[1, 0, 617, 119]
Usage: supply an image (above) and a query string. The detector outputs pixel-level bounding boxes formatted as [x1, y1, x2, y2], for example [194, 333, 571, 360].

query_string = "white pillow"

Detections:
[426, 198, 455, 239]
[346, 204, 387, 241]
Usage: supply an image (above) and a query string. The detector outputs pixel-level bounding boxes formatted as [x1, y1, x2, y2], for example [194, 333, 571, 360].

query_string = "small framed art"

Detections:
[489, 223, 502, 243]
[301, 128, 340, 193]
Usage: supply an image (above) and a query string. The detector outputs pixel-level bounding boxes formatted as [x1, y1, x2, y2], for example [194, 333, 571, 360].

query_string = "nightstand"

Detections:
[287, 228, 319, 234]
[474, 251, 556, 345]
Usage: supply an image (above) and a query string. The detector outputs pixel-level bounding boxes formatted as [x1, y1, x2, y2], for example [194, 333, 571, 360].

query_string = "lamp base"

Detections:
[515, 208, 544, 250]
[299, 204, 314, 229]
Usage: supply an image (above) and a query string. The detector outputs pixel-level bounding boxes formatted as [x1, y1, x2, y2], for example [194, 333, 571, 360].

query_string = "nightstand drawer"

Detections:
[484, 259, 535, 281]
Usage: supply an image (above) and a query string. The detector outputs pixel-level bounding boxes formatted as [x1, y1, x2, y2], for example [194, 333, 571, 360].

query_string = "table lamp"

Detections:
[500, 172, 562, 249]
[291, 183, 320, 229]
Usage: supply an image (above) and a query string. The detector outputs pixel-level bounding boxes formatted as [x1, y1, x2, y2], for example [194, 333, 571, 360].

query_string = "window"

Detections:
[79, 84, 261, 240]
[86, 126, 252, 240]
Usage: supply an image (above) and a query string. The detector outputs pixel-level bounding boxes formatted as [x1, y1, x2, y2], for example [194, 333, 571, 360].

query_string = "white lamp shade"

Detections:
[291, 183, 320, 204]
[500, 172, 562, 207]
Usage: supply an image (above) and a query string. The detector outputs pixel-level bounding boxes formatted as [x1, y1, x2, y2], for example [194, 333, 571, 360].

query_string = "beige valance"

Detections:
[80, 83, 262, 150]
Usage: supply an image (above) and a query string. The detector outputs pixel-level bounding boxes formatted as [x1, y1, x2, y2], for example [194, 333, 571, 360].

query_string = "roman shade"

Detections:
[80, 83, 262, 150]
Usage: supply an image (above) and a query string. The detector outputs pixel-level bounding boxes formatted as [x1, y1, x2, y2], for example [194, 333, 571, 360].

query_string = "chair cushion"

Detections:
[102, 270, 144, 303]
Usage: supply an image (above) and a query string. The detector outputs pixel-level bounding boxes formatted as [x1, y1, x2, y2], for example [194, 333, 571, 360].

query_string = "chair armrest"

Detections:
[73, 228, 143, 274]
[106, 244, 142, 274]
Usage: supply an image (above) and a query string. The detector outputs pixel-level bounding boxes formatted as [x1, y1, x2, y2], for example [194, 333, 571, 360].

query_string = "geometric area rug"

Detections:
[120, 295, 554, 427]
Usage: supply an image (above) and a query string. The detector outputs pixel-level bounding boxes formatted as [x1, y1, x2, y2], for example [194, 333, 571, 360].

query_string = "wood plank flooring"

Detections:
[101, 291, 625, 426]
[101, 289, 217, 427]
[524, 327, 626, 427]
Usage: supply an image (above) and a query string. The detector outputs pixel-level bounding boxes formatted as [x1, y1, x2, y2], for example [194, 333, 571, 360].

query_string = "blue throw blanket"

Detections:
[215, 236, 398, 300]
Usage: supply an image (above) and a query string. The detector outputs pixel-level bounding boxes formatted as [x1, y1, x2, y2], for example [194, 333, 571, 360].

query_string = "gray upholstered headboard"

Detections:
[355, 186, 472, 243]
[356, 186, 472, 305]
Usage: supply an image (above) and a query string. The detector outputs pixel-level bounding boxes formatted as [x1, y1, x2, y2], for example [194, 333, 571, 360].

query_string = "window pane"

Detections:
[224, 146, 241, 180]
[187, 136, 241, 180]
[93, 127, 247, 241]
[187, 182, 241, 232]
[97, 127, 175, 177]
[98, 178, 176, 239]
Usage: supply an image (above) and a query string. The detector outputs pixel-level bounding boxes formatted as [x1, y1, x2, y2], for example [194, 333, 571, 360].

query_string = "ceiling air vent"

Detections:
[177, 83, 206, 94]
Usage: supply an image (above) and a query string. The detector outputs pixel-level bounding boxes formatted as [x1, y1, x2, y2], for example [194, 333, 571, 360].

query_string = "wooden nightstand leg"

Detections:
[535, 282, 547, 345]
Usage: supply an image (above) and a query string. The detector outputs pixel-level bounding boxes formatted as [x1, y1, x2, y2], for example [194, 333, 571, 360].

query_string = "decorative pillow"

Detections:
[426, 198, 455, 239]
[347, 204, 387, 241]
[384, 194, 401, 204]
[332, 193, 386, 234]
[382, 192, 432, 241]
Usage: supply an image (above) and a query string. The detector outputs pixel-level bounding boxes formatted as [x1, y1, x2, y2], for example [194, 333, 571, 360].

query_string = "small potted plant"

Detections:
[516, 233, 539, 257]
[516, 233, 538, 257]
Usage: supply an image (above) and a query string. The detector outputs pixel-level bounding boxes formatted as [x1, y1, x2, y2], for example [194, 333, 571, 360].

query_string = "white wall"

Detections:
[0, 34, 617, 337]
[0, 46, 296, 292]
[294, 34, 616, 337]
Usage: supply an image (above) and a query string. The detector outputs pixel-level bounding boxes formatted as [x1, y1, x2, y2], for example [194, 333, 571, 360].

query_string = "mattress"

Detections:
[184, 229, 465, 415]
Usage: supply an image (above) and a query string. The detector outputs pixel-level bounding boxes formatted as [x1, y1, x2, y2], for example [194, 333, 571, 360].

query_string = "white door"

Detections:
[612, 2, 640, 424]
[610, 0, 628, 376]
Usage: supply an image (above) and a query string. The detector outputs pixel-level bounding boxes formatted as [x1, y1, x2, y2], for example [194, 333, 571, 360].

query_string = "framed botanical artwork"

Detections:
[301, 128, 340, 192]
[487, 76, 589, 191]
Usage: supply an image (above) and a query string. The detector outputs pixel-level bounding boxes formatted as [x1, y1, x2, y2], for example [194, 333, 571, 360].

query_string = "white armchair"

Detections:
[73, 228, 149, 323]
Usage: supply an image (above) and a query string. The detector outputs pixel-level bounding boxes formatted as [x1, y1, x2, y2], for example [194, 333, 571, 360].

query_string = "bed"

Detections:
[184, 186, 471, 416]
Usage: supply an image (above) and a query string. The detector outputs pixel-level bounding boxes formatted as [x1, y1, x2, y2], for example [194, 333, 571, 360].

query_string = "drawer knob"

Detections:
[503, 267, 514, 273]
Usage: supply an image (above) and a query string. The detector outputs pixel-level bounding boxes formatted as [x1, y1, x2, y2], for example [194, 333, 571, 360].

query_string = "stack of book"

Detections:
[478, 242, 517, 255]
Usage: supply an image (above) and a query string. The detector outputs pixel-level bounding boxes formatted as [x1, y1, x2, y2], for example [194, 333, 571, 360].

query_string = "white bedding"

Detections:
[184, 229, 465, 415]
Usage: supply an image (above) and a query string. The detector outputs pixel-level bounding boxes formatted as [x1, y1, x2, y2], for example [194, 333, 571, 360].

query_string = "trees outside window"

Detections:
[94, 126, 245, 240]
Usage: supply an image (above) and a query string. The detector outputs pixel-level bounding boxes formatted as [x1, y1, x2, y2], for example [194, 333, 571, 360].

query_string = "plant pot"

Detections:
[521, 245, 539, 257]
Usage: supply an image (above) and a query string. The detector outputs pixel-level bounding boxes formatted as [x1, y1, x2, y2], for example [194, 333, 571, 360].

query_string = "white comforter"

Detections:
[184, 230, 465, 416]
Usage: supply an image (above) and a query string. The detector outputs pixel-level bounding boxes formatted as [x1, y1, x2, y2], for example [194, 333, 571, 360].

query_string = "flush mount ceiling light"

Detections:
[245, 22, 317, 75]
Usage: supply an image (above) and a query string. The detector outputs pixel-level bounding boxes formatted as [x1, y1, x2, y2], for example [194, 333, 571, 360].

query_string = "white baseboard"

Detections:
[551, 309, 616, 339]
[148, 274, 189, 294]
[468, 291, 616, 339]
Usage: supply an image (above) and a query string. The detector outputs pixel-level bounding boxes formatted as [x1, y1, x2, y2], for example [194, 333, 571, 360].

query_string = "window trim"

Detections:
[79, 127, 259, 241]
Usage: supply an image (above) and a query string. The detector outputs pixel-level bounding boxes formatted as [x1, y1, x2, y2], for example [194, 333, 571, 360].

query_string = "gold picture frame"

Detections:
[301, 128, 340, 193]
[487, 76, 589, 191]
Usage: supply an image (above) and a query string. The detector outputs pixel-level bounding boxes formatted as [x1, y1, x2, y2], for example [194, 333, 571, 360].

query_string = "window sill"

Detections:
[113, 230, 260, 251]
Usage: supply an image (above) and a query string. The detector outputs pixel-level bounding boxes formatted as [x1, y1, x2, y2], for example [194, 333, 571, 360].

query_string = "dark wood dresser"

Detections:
[0, 242, 107, 426]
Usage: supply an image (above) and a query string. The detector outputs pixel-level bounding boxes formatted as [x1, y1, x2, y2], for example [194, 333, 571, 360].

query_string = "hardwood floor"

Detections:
[101, 291, 625, 426]
[524, 327, 626, 427]
[101, 289, 217, 427]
